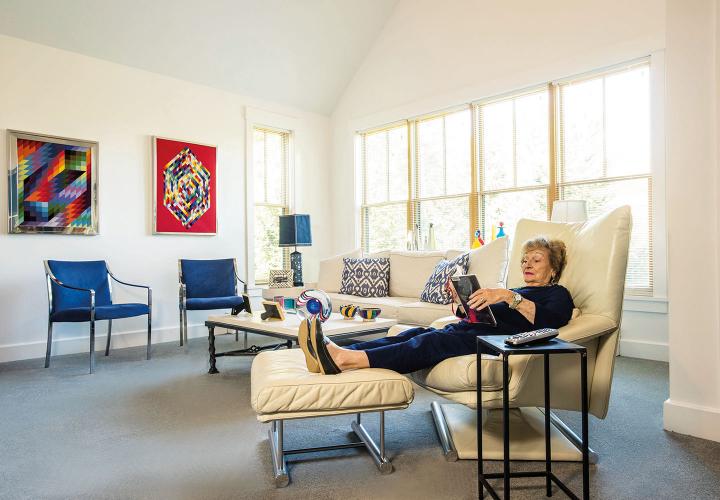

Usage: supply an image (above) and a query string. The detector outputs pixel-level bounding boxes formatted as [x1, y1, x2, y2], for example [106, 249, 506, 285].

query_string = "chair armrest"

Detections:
[107, 271, 150, 290]
[46, 272, 95, 295]
[106, 267, 151, 306]
[234, 269, 247, 291]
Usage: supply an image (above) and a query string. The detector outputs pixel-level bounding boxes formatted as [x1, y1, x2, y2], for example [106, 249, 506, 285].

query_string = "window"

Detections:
[557, 63, 652, 294]
[475, 89, 550, 240]
[415, 109, 472, 250]
[359, 123, 409, 254]
[357, 59, 654, 296]
[253, 127, 290, 284]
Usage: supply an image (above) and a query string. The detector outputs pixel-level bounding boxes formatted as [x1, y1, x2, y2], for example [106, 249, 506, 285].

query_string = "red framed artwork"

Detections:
[153, 137, 217, 235]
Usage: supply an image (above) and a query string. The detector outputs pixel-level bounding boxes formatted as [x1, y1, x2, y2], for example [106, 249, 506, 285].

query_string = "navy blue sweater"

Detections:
[458, 284, 575, 334]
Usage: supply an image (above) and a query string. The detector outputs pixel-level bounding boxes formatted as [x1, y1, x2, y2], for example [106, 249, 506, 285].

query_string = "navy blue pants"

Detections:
[347, 321, 504, 374]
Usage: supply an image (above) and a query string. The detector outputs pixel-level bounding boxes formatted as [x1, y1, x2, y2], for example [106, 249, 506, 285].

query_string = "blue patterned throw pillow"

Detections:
[340, 258, 390, 297]
[420, 253, 470, 304]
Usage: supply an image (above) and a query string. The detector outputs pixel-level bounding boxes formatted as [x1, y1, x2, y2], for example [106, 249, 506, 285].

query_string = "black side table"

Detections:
[476, 335, 589, 500]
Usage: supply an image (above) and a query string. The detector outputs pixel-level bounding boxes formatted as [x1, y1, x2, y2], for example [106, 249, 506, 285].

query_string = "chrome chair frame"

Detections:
[178, 258, 247, 346]
[44, 261, 152, 374]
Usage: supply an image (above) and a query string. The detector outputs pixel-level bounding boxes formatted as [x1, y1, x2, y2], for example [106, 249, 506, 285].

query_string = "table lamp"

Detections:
[279, 214, 312, 287]
[551, 200, 588, 223]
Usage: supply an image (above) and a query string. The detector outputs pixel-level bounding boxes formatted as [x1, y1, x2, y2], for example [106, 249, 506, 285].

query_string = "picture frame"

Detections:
[268, 269, 293, 288]
[7, 130, 99, 235]
[152, 136, 217, 235]
[261, 300, 286, 321]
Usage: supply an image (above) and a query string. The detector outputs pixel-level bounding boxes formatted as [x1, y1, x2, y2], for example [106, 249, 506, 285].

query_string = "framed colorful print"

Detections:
[7, 130, 99, 235]
[153, 136, 217, 235]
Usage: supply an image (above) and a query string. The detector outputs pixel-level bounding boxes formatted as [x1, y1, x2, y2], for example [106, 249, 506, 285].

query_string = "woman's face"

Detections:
[521, 248, 555, 287]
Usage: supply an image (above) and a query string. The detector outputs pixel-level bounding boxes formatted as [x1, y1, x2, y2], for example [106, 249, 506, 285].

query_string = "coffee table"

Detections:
[204, 312, 397, 373]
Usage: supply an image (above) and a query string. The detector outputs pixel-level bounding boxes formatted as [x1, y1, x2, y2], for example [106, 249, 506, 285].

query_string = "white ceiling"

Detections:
[0, 0, 397, 114]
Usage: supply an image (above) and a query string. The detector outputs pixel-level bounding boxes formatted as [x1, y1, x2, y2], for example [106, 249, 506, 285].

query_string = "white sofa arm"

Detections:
[261, 283, 318, 301]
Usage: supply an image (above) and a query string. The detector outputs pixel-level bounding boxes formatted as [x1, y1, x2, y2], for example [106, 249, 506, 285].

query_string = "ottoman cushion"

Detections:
[251, 349, 414, 421]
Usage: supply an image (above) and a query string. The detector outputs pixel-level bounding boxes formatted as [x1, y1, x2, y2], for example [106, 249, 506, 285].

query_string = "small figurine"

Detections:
[496, 222, 506, 239]
[471, 229, 485, 249]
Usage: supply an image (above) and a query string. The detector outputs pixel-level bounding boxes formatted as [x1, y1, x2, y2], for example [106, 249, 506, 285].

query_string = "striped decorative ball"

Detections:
[296, 289, 333, 322]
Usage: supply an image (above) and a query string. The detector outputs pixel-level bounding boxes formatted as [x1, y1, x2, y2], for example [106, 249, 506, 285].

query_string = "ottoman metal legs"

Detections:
[268, 411, 393, 487]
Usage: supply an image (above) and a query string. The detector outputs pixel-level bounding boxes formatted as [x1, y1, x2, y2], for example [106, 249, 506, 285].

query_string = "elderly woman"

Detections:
[300, 236, 574, 375]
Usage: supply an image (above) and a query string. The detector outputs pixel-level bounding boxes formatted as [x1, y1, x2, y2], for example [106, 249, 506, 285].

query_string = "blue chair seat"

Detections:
[185, 296, 244, 311]
[50, 303, 150, 322]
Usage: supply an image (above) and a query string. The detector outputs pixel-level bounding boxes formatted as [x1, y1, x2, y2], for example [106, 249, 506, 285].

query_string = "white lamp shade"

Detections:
[551, 200, 588, 223]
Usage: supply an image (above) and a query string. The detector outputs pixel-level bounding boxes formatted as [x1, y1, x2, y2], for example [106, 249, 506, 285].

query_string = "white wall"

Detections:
[663, 0, 720, 443]
[0, 34, 331, 362]
[330, 0, 669, 360]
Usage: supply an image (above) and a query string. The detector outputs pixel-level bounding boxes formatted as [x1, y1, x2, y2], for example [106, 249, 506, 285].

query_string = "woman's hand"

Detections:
[467, 288, 513, 310]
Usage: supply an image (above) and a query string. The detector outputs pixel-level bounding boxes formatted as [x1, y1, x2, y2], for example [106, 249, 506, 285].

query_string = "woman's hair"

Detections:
[521, 236, 567, 283]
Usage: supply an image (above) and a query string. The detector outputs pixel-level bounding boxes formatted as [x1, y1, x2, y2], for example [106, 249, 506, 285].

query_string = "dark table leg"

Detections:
[545, 353, 552, 497]
[208, 326, 218, 374]
[502, 354, 510, 500]
[477, 340, 484, 498]
[581, 352, 589, 500]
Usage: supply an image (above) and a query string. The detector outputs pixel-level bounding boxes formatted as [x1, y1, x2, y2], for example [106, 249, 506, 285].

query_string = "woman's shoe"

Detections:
[309, 318, 341, 375]
[298, 319, 320, 373]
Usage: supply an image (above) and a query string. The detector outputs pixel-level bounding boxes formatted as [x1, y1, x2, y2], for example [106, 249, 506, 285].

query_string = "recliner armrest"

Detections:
[430, 315, 461, 329]
[557, 314, 617, 343]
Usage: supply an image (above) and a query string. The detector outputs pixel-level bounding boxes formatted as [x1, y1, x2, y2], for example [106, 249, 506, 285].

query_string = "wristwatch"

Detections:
[508, 292, 523, 310]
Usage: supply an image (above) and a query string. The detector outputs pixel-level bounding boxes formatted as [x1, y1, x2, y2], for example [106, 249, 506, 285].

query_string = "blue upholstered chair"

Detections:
[178, 258, 248, 346]
[44, 260, 152, 374]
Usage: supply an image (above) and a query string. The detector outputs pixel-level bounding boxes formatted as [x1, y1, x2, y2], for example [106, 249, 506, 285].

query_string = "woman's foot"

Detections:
[309, 318, 342, 375]
[325, 341, 370, 371]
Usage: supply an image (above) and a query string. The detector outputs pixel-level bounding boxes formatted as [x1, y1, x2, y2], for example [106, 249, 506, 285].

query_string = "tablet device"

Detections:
[449, 274, 497, 327]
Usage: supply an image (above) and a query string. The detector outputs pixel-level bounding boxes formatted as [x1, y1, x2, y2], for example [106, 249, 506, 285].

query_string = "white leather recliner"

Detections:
[392, 206, 632, 461]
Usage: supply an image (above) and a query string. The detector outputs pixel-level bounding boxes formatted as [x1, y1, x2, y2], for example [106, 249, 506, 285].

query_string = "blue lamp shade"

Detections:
[279, 214, 312, 247]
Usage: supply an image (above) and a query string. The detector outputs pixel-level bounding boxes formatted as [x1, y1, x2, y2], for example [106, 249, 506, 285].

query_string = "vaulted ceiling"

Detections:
[0, 0, 397, 114]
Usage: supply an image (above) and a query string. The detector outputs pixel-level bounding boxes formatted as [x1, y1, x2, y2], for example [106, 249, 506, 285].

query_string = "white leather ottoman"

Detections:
[251, 349, 414, 487]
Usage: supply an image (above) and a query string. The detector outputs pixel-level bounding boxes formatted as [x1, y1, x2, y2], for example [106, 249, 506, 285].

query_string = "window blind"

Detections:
[359, 123, 409, 254]
[556, 62, 653, 295]
[473, 87, 551, 241]
[253, 126, 291, 284]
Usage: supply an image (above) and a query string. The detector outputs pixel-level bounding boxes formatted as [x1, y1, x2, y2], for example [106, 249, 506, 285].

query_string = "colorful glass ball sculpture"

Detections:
[296, 289, 333, 322]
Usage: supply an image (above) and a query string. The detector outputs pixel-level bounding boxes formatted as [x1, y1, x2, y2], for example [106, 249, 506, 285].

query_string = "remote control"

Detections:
[504, 328, 559, 346]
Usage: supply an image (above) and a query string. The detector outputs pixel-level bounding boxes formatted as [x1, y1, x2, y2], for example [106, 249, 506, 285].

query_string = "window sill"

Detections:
[622, 295, 668, 314]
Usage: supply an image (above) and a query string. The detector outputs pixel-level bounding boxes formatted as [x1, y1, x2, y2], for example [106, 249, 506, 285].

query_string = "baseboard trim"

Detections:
[664, 399, 720, 442]
[618, 338, 668, 362]
[0, 323, 214, 364]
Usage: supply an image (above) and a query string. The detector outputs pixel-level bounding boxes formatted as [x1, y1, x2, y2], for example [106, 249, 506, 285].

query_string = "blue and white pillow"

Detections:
[420, 253, 470, 304]
[340, 257, 390, 297]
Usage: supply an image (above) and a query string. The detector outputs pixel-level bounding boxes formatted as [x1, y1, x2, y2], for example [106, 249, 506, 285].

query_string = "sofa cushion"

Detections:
[340, 257, 390, 297]
[366, 250, 391, 258]
[398, 301, 455, 326]
[410, 353, 505, 392]
[328, 293, 416, 318]
[251, 349, 414, 419]
[317, 249, 361, 293]
[467, 237, 509, 287]
[420, 253, 470, 304]
[389, 251, 445, 298]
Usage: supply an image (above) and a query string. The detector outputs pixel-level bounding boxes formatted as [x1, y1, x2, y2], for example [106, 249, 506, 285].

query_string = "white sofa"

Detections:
[262, 237, 509, 326]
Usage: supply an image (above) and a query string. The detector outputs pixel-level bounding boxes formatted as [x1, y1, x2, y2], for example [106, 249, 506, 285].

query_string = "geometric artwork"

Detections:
[153, 137, 217, 235]
[7, 130, 98, 234]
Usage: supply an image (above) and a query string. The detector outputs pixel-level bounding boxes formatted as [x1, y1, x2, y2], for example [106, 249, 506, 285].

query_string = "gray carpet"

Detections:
[1, 334, 719, 500]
